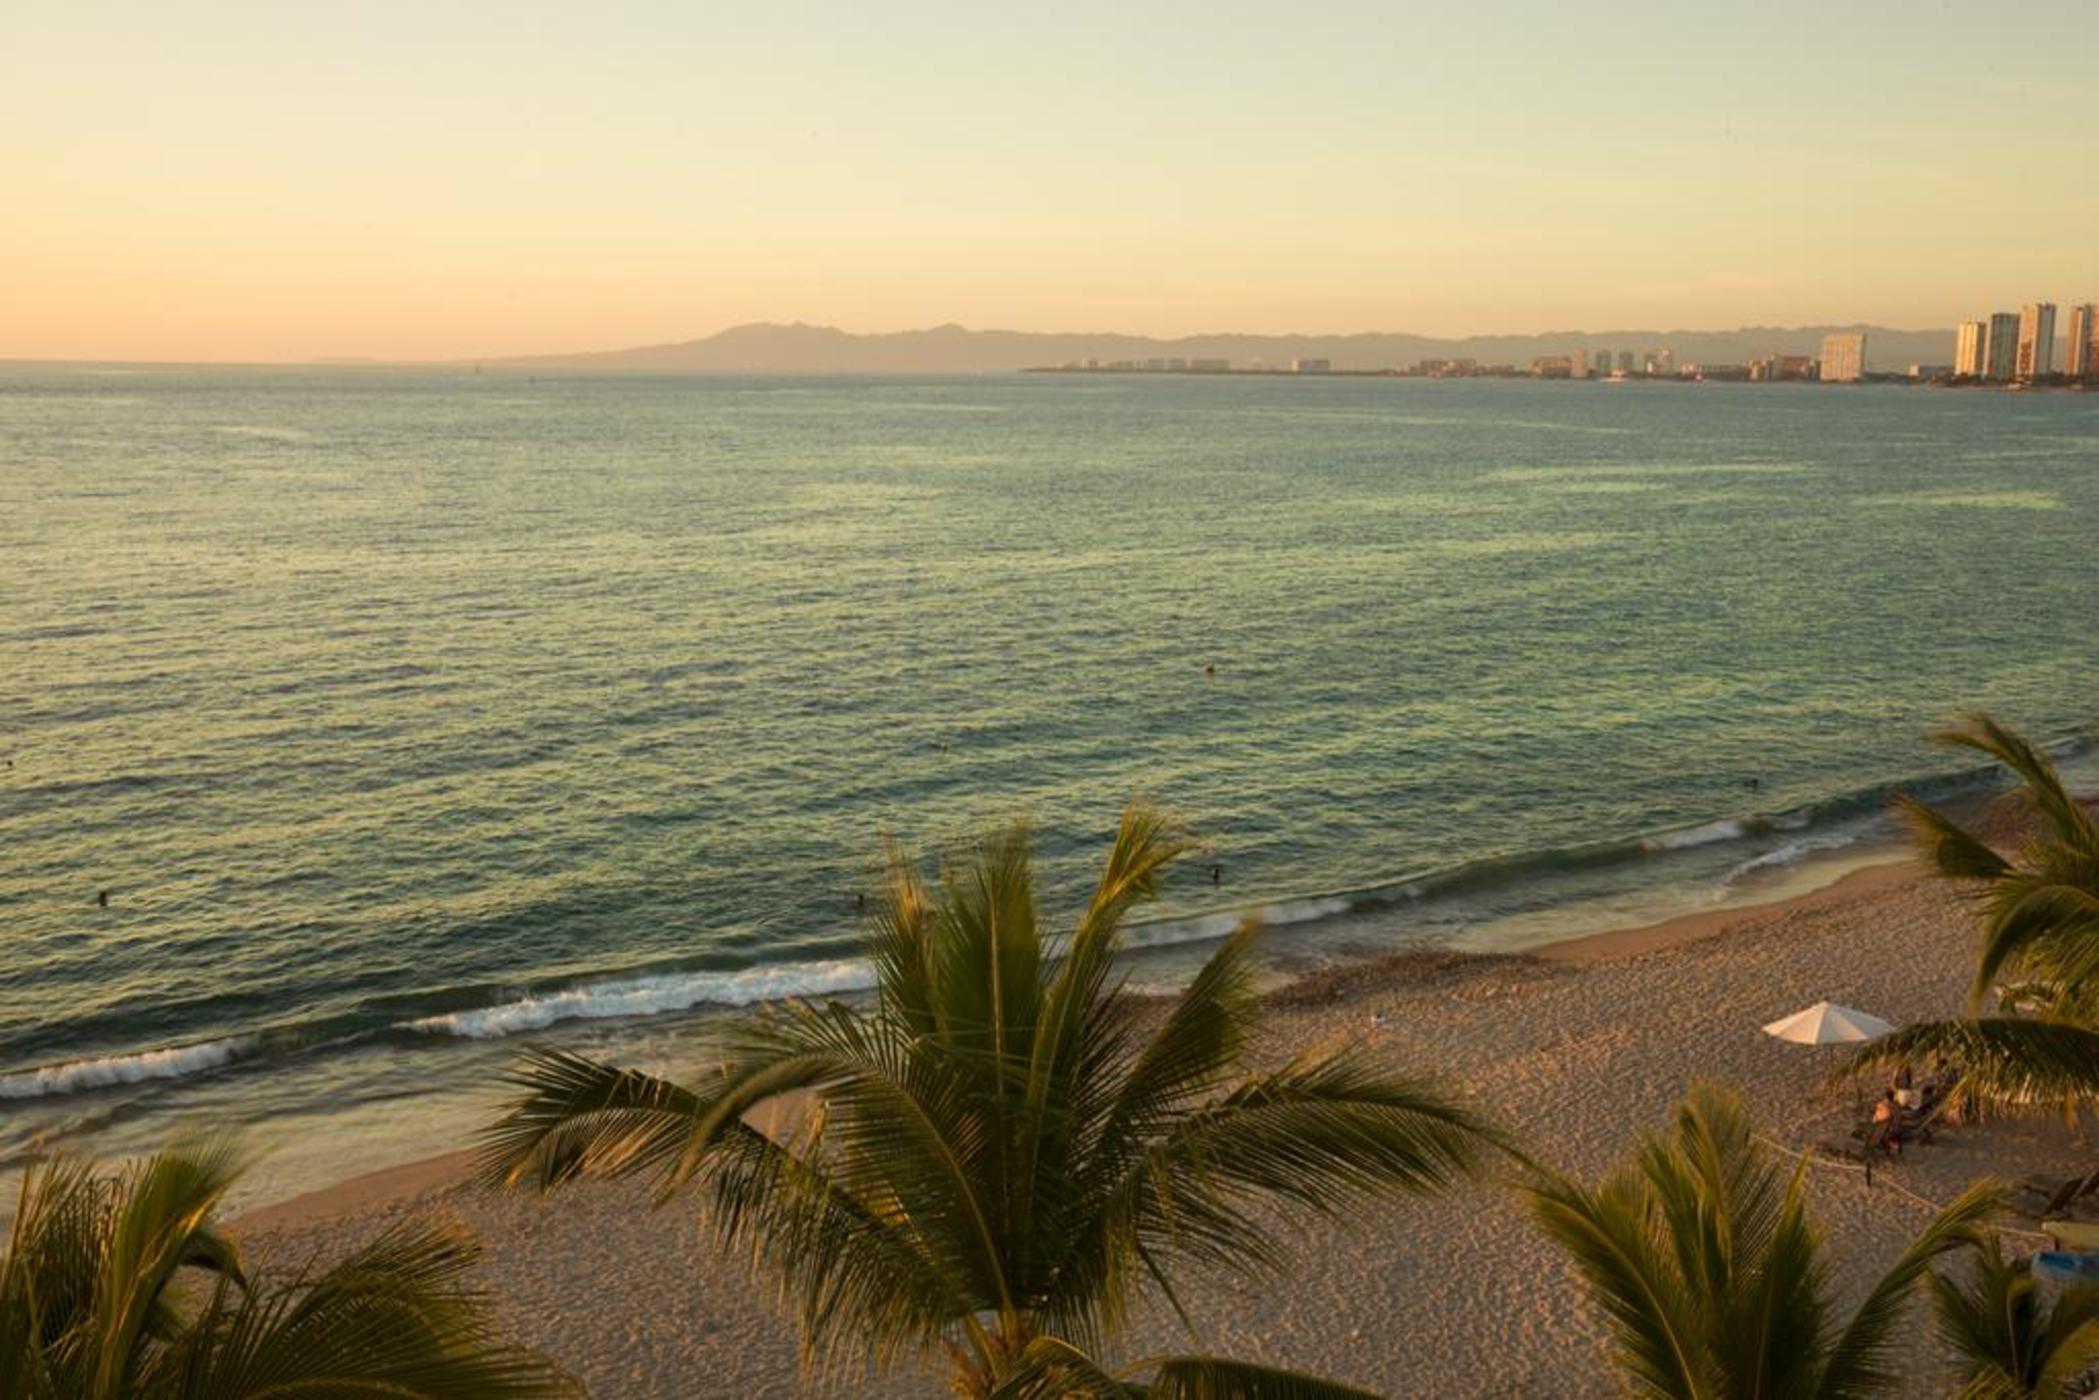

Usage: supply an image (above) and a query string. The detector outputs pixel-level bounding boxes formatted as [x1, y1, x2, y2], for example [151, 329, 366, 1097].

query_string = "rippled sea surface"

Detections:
[5, 368, 2097, 1192]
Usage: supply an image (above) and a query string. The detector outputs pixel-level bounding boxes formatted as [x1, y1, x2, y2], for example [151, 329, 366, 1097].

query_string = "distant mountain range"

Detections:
[489, 320, 1956, 374]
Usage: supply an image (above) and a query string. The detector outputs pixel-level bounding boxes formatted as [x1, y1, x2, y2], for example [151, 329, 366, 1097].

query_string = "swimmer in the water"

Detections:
[97, 889, 110, 907]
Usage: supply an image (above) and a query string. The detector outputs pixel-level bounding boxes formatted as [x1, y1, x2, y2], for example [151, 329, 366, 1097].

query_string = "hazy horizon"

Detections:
[0, 315, 1970, 369]
[6, 1, 2096, 362]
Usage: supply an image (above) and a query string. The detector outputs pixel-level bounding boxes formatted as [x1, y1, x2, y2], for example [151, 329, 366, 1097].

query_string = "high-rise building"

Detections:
[1616, 351, 1635, 375]
[1818, 332, 1866, 383]
[1954, 321, 1987, 378]
[2066, 304, 2096, 379]
[2016, 303, 2056, 379]
[1983, 312, 2020, 382]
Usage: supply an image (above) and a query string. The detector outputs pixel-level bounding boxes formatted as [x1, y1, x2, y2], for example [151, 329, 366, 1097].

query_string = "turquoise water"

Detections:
[4, 368, 2097, 1186]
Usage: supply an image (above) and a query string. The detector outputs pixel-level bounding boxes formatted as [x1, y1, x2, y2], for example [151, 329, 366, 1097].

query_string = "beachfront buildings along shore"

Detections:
[2017, 303, 2057, 379]
[1044, 306, 2099, 385]
[1817, 333, 1865, 383]
[1952, 299, 2096, 383]
[2066, 304, 2094, 378]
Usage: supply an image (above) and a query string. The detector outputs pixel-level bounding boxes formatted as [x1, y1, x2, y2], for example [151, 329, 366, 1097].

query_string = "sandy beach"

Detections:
[230, 855, 2091, 1397]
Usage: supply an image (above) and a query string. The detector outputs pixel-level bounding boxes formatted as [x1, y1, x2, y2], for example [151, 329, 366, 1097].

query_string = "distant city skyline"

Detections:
[5, 2, 2097, 362]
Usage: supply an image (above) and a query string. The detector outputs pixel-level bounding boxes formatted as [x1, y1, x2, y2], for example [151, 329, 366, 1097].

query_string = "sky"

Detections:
[4, 1, 2096, 362]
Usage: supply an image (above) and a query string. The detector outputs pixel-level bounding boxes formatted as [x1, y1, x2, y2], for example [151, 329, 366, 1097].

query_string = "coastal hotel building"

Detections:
[1954, 301, 2098, 381]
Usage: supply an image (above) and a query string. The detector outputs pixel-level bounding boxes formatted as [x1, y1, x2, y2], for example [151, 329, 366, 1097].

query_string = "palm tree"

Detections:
[1929, 1237, 2099, 1398]
[1847, 714, 2099, 1110]
[481, 801, 1506, 1398]
[1, 1139, 570, 1398]
[1527, 1081, 2001, 1399]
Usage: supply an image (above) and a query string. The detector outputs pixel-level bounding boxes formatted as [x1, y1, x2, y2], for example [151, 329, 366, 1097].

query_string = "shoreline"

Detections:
[231, 851, 1913, 1232]
[226, 839, 2099, 1397]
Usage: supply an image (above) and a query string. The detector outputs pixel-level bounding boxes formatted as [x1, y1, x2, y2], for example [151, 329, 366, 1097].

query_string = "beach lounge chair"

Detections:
[1896, 1095, 1952, 1145]
[2034, 1170, 2099, 1221]
[2042, 1220, 2099, 1251]
[2033, 1251, 2099, 1284]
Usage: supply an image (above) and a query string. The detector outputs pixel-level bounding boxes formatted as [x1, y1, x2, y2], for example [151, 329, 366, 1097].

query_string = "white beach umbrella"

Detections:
[1762, 1001, 1894, 1046]
[1763, 1001, 1895, 1105]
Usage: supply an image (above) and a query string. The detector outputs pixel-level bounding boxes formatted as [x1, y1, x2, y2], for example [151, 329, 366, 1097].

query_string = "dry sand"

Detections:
[232, 857, 2094, 1397]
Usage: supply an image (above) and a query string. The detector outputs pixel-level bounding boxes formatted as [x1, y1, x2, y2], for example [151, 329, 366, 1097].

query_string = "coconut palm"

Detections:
[1928, 1237, 2099, 1399]
[1527, 1081, 2001, 1399]
[0, 1139, 570, 1398]
[481, 802, 1505, 1398]
[1847, 714, 2099, 1110]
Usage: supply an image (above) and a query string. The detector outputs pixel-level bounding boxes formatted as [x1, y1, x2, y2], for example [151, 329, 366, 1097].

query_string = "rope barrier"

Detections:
[1755, 1131, 2057, 1243]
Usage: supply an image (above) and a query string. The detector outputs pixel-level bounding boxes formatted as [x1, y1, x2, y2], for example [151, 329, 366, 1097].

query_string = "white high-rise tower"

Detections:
[2066, 304, 2096, 378]
[1954, 321, 1987, 377]
[2016, 303, 2056, 380]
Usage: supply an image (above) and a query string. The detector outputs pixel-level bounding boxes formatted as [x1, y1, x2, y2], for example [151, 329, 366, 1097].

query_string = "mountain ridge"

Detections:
[490, 320, 1954, 373]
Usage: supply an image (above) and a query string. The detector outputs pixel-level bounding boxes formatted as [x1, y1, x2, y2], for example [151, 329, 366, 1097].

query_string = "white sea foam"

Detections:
[415, 895, 1368, 1040]
[1723, 832, 1863, 883]
[1642, 819, 1747, 852]
[407, 959, 879, 1039]
[0, 1037, 254, 1100]
[209, 424, 313, 442]
[1128, 895, 1355, 949]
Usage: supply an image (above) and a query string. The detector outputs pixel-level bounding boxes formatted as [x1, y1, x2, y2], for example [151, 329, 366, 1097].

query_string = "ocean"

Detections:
[5, 367, 2097, 1202]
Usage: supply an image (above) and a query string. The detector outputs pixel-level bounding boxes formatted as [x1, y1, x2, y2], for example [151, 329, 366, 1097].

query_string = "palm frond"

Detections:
[1924, 1235, 2099, 1400]
[1892, 792, 2011, 883]
[86, 1137, 247, 1395]
[933, 819, 1044, 1072]
[1025, 802, 1193, 1223]
[481, 800, 1496, 1395]
[478, 1045, 708, 1190]
[1816, 1180, 2002, 1399]
[147, 1220, 575, 1397]
[1642, 1085, 1828, 1398]
[1934, 715, 2099, 858]
[1158, 1048, 1503, 1208]
[1, 1145, 568, 1399]
[1971, 879, 2099, 1006]
[2035, 1303, 2099, 1400]
[870, 835, 942, 1037]
[1094, 1048, 1498, 1308]
[1526, 1156, 1720, 1398]
[705, 1118, 988, 1378]
[1098, 920, 1262, 1149]
[1141, 1355, 1385, 1399]
[1841, 1019, 2099, 1113]
[1071, 800, 1196, 953]
[988, 1335, 1138, 1399]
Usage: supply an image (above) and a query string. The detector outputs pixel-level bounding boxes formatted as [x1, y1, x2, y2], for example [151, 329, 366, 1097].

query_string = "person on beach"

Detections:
[1870, 1091, 1905, 1155]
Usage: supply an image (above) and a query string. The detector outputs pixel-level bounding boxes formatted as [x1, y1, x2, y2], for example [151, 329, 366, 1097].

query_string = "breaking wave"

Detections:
[0, 1037, 255, 1100]
[406, 959, 878, 1039]
[14, 726, 2092, 1085]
